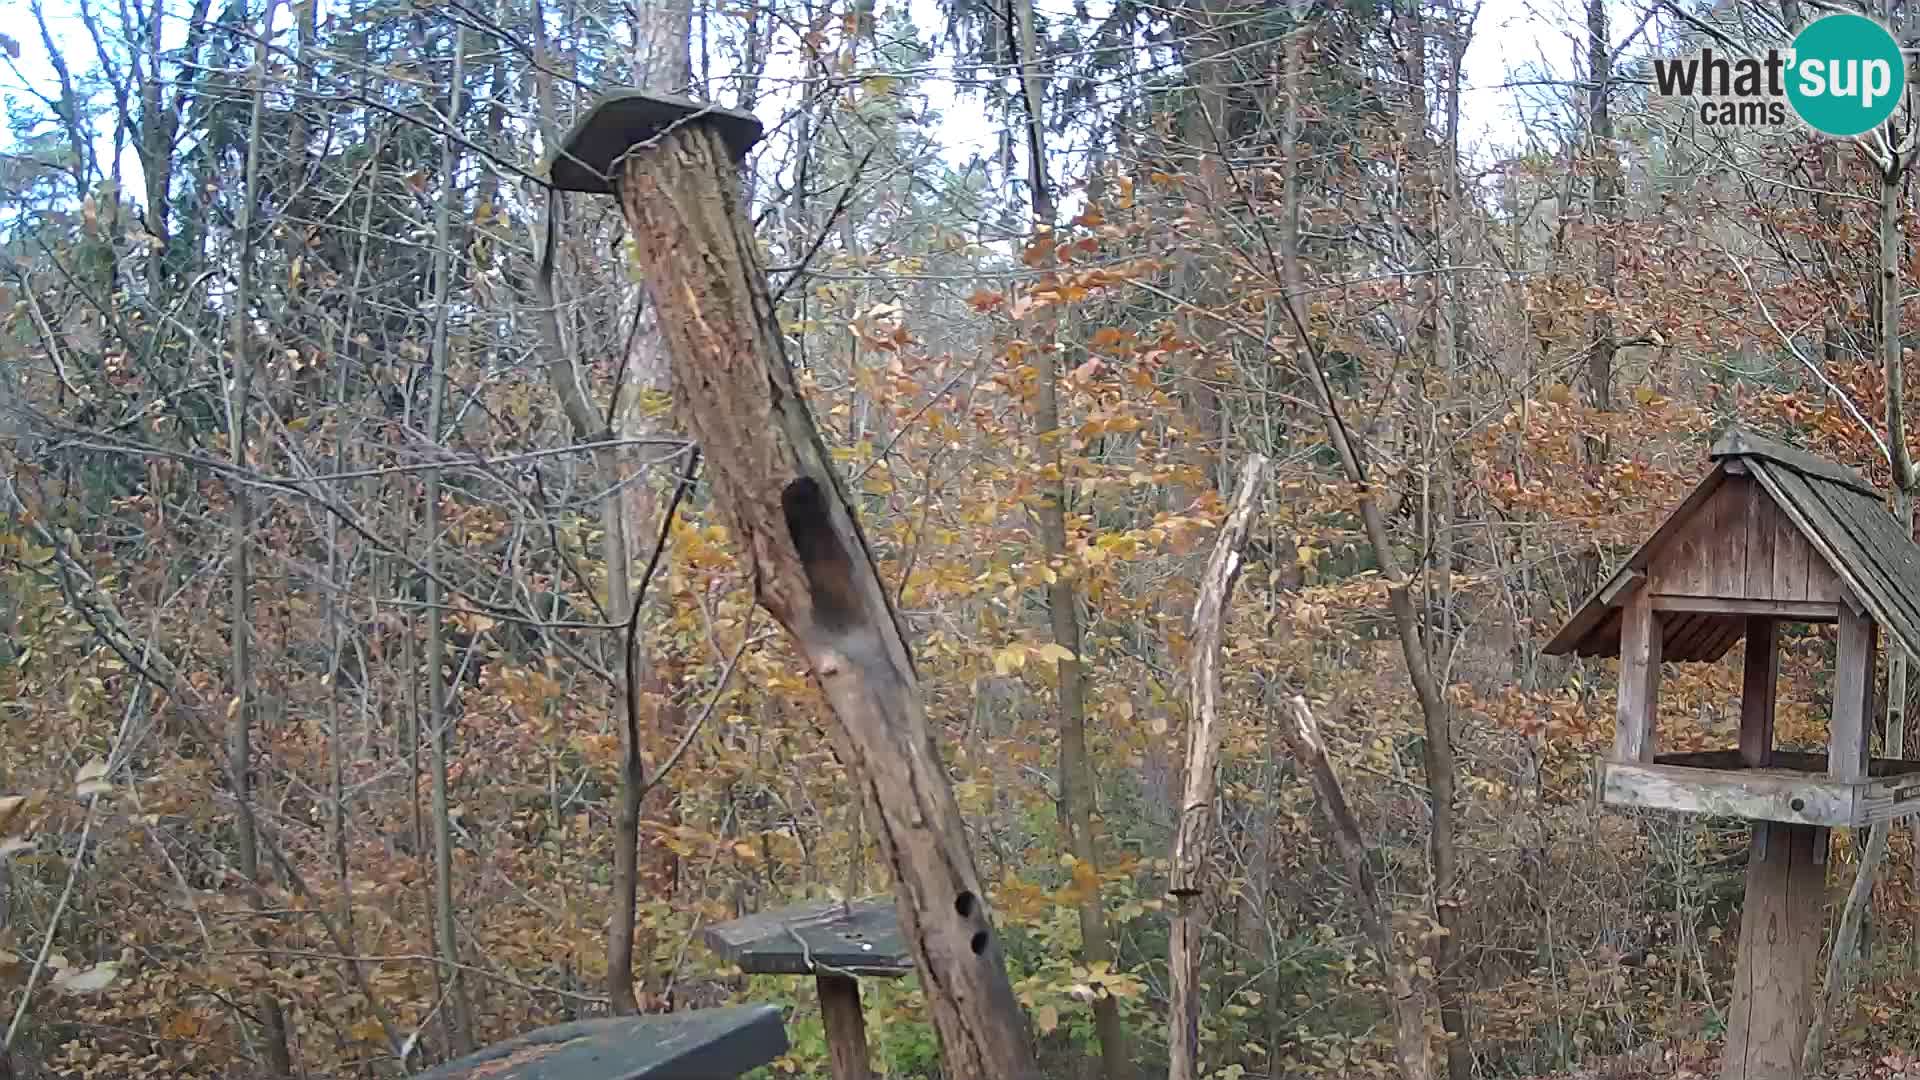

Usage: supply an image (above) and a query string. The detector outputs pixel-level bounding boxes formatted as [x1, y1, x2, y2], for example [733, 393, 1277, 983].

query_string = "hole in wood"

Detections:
[954, 892, 975, 918]
[970, 930, 989, 955]
[1791, 797, 1806, 812]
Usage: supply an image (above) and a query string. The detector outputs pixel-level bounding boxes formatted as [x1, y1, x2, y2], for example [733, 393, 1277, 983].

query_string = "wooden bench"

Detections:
[415, 1003, 787, 1079]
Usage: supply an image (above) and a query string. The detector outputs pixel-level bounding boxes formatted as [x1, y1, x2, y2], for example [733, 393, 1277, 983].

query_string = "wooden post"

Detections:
[1741, 617, 1778, 768]
[1615, 586, 1662, 763]
[1720, 821, 1828, 1080]
[561, 98, 1039, 1079]
[1832, 606, 1875, 782]
[817, 974, 875, 1080]
[1167, 456, 1269, 1080]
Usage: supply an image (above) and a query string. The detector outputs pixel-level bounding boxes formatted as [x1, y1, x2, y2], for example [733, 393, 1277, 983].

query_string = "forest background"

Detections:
[5, 0, 1920, 1076]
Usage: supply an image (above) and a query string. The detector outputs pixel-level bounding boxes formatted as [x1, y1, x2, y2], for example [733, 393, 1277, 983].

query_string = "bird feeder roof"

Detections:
[1544, 428, 1920, 663]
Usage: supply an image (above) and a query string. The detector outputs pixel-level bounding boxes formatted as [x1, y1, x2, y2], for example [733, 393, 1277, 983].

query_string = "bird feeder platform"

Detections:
[413, 1004, 788, 1080]
[1545, 428, 1920, 1080]
[707, 898, 911, 1080]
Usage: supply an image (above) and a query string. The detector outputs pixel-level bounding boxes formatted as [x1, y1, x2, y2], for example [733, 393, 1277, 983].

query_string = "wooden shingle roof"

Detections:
[1543, 428, 1920, 663]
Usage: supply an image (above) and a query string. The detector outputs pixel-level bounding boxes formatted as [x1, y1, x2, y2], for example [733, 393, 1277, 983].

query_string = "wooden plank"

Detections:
[1600, 568, 1646, 607]
[705, 898, 912, 978]
[1650, 595, 1840, 621]
[1658, 612, 1700, 660]
[1711, 477, 1755, 597]
[1543, 469, 1728, 657]
[415, 1006, 790, 1080]
[1859, 774, 1920, 822]
[1601, 761, 1858, 826]
[1752, 464, 1879, 623]
[1653, 748, 1920, 779]
[1791, 475, 1920, 656]
[1802, 547, 1846, 604]
[1615, 587, 1661, 764]
[1719, 821, 1827, 1080]
[1647, 749, 1920, 777]
[1745, 475, 1778, 598]
[1804, 482, 1919, 622]
[1700, 620, 1749, 663]
[1772, 492, 1810, 602]
[1664, 480, 1721, 596]
[1831, 605, 1875, 783]
[1674, 614, 1729, 661]
[1741, 618, 1778, 768]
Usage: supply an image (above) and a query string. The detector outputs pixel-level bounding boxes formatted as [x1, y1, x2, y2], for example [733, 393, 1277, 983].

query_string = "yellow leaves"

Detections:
[1035, 642, 1075, 664]
[992, 645, 1028, 676]
[1036, 1004, 1061, 1034]
[993, 641, 1078, 676]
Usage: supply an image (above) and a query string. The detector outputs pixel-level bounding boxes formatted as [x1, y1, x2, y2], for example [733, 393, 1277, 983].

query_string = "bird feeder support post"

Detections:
[554, 94, 1041, 1080]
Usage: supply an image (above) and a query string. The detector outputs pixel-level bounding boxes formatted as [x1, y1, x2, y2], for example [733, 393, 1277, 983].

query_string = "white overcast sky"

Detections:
[1, 0, 1589, 207]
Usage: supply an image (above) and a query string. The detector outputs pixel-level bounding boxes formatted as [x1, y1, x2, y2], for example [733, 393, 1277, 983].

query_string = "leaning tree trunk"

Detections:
[611, 121, 1040, 1080]
[1169, 456, 1270, 1080]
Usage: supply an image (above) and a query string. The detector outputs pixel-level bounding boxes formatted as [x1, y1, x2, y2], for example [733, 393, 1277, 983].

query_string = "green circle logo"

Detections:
[1787, 13, 1906, 137]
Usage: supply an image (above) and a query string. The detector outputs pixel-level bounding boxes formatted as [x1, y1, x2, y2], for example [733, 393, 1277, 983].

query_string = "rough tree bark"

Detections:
[1168, 455, 1271, 1080]
[611, 121, 1040, 1080]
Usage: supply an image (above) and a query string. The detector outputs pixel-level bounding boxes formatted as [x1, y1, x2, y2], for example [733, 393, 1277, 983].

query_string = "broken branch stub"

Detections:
[576, 99, 1038, 1080]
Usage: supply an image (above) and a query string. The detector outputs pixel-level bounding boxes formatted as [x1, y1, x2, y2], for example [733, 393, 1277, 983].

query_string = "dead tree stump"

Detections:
[551, 91, 1040, 1080]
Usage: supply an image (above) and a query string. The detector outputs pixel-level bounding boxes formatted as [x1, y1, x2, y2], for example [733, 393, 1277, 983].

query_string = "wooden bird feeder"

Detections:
[706, 898, 911, 1080]
[414, 1004, 788, 1079]
[1545, 428, 1920, 1080]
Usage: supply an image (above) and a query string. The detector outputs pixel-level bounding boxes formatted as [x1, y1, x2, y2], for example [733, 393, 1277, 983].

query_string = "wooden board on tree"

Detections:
[413, 1005, 788, 1080]
[706, 897, 912, 978]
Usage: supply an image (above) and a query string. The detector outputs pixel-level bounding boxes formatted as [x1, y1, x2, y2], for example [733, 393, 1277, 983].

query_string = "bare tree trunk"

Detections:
[603, 0, 695, 1015]
[1168, 456, 1270, 1080]
[424, 24, 473, 1057]
[1279, 4, 1443, 1070]
[1805, 126, 1915, 1071]
[1279, 696, 1435, 1080]
[228, 2, 292, 1070]
[1007, 0, 1126, 1075]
